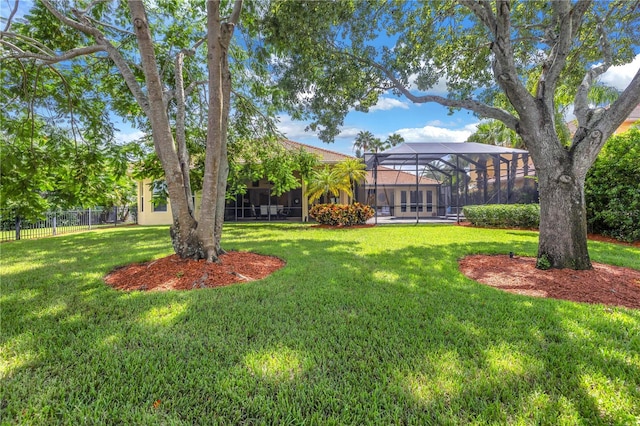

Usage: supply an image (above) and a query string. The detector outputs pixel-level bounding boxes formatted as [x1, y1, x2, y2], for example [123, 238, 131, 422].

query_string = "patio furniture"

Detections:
[259, 205, 268, 218]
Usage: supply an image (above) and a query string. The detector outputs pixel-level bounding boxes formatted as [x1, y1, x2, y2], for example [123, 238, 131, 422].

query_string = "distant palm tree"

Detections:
[353, 130, 378, 157]
[335, 158, 367, 203]
[468, 120, 528, 197]
[385, 133, 404, 149]
[306, 166, 351, 204]
[468, 120, 523, 148]
[369, 138, 386, 153]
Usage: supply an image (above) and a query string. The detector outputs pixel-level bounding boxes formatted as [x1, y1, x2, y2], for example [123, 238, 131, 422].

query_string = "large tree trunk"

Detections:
[196, 0, 242, 262]
[129, 2, 203, 259]
[536, 165, 591, 270]
[520, 114, 595, 271]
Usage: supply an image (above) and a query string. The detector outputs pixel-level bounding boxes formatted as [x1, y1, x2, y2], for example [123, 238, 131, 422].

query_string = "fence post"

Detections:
[52, 213, 57, 236]
[88, 207, 92, 230]
[114, 206, 117, 227]
[15, 215, 21, 241]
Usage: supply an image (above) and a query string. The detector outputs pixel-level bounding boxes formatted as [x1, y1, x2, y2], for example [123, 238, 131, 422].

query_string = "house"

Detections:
[364, 142, 534, 221]
[567, 103, 640, 135]
[361, 166, 441, 218]
[614, 103, 640, 134]
[136, 140, 354, 225]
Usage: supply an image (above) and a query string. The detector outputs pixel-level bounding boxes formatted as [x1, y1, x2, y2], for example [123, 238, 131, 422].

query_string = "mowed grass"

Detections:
[1, 224, 639, 425]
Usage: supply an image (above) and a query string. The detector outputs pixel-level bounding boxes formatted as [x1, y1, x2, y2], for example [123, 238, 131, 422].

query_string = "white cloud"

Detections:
[408, 71, 449, 95]
[368, 97, 410, 112]
[395, 123, 479, 143]
[115, 130, 146, 144]
[275, 115, 317, 140]
[599, 54, 640, 91]
[336, 126, 364, 139]
[277, 115, 367, 143]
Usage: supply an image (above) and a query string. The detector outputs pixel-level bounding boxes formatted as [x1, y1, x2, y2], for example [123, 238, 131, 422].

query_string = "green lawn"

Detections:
[1, 224, 639, 425]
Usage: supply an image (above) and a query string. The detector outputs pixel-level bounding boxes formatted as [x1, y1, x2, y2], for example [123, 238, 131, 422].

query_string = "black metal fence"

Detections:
[0, 206, 137, 242]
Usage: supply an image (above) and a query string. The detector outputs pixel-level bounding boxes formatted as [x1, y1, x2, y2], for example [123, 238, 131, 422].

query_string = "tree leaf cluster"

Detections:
[0, 117, 136, 220]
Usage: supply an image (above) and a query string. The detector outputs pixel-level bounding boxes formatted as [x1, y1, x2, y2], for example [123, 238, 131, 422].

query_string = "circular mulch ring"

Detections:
[459, 255, 640, 309]
[104, 251, 285, 291]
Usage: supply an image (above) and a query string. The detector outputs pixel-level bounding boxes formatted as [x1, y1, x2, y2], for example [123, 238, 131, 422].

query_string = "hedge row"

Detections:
[585, 128, 640, 242]
[463, 204, 539, 228]
[309, 203, 375, 226]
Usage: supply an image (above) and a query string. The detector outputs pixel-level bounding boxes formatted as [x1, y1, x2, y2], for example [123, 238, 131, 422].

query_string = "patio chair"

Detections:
[269, 205, 278, 218]
[259, 205, 268, 219]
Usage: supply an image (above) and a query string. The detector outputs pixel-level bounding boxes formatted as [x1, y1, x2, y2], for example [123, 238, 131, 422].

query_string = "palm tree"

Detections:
[468, 120, 522, 148]
[468, 120, 527, 199]
[368, 137, 386, 153]
[353, 130, 377, 158]
[335, 158, 367, 203]
[306, 166, 351, 204]
[384, 133, 404, 149]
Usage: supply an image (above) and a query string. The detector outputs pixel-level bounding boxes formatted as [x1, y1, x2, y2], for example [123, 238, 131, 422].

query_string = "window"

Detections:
[400, 191, 407, 212]
[410, 190, 423, 212]
[139, 181, 144, 212]
[151, 181, 168, 212]
[426, 191, 433, 213]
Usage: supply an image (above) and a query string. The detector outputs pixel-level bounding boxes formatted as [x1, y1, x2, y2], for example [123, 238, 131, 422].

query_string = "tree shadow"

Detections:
[1, 225, 639, 423]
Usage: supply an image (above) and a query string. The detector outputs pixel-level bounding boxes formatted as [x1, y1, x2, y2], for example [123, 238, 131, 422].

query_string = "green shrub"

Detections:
[585, 128, 640, 243]
[309, 203, 375, 226]
[463, 204, 540, 228]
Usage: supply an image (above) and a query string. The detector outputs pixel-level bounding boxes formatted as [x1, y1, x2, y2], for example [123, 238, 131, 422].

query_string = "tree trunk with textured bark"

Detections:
[129, 0, 242, 261]
[535, 158, 591, 269]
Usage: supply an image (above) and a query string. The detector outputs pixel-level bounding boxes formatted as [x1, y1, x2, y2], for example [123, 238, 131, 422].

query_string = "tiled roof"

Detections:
[281, 139, 353, 163]
[629, 103, 640, 121]
[567, 103, 640, 135]
[365, 166, 440, 186]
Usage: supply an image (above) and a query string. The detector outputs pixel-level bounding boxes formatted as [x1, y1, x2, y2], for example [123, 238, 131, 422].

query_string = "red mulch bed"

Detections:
[459, 255, 640, 309]
[104, 251, 285, 291]
[104, 225, 640, 310]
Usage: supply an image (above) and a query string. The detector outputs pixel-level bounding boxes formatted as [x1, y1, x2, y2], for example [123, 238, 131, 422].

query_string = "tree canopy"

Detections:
[1, 0, 289, 261]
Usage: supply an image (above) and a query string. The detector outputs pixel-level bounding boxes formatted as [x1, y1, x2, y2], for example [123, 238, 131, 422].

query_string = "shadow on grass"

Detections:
[1, 224, 639, 424]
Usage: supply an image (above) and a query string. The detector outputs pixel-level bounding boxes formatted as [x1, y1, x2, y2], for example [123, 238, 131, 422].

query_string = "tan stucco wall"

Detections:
[137, 179, 173, 226]
[616, 119, 639, 135]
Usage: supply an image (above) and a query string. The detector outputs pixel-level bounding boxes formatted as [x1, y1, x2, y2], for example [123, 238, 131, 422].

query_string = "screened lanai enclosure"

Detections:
[362, 142, 538, 223]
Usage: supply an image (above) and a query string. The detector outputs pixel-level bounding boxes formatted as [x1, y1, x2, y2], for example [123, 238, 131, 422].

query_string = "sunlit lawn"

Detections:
[1, 223, 639, 424]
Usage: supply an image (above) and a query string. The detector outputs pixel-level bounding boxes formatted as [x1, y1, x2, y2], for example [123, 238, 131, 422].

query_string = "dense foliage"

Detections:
[463, 204, 540, 229]
[0, 120, 135, 220]
[309, 203, 374, 226]
[585, 128, 640, 242]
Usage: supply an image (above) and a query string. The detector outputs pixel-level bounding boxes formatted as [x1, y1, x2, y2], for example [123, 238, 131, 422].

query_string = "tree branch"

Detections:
[2, 0, 19, 32]
[331, 42, 519, 130]
[458, 0, 496, 31]
[542, 0, 591, 103]
[490, 1, 533, 104]
[40, 0, 150, 116]
[0, 30, 57, 56]
[229, 0, 243, 26]
[185, 80, 207, 97]
[6, 44, 106, 64]
[462, 1, 533, 122]
[84, 16, 136, 36]
[574, 16, 614, 129]
[77, 0, 104, 15]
